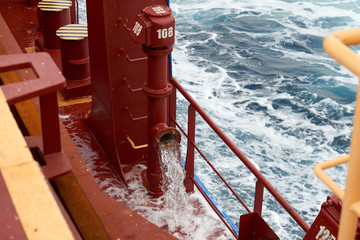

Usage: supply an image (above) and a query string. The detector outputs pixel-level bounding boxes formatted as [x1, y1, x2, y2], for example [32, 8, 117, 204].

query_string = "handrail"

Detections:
[0, 52, 72, 180]
[172, 117, 252, 214]
[315, 28, 360, 240]
[0, 53, 74, 239]
[170, 77, 310, 237]
[314, 155, 348, 200]
[323, 28, 360, 77]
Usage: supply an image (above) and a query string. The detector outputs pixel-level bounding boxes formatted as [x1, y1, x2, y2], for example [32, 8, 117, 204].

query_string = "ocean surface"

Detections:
[77, 1, 360, 239]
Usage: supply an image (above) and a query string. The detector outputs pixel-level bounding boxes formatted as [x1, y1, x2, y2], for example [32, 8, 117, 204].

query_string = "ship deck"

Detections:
[0, 2, 177, 238]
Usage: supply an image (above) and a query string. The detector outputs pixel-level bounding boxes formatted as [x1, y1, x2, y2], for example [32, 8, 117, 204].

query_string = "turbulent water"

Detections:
[77, 0, 360, 239]
[170, 1, 360, 239]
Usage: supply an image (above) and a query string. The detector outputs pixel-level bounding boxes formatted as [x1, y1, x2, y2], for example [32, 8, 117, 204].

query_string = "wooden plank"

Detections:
[0, 89, 74, 239]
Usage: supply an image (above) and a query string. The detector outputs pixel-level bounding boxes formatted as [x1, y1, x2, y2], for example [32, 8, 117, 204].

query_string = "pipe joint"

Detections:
[143, 82, 173, 98]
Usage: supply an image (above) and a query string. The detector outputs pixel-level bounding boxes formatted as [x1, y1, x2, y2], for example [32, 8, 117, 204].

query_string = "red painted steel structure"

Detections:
[83, 0, 309, 234]
[29, 0, 78, 25]
[0, 53, 71, 179]
[0, 0, 349, 238]
[303, 194, 360, 239]
[0, 9, 177, 238]
[85, 0, 175, 187]
[238, 212, 280, 239]
[130, 5, 180, 196]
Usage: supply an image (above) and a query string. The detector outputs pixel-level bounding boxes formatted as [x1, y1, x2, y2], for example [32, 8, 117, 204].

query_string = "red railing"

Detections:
[0, 53, 72, 180]
[169, 77, 310, 238]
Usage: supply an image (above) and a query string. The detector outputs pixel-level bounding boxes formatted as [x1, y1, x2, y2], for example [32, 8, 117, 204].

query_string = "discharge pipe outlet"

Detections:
[152, 123, 181, 152]
[130, 5, 180, 197]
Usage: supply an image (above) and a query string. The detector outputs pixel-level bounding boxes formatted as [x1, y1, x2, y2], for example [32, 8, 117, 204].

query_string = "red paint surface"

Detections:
[0, 172, 28, 239]
[0, 0, 40, 52]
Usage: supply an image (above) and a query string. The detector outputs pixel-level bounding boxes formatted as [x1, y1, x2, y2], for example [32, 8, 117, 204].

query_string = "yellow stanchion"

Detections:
[315, 28, 360, 240]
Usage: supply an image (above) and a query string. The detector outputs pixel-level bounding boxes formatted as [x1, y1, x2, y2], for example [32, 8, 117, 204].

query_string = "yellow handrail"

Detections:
[126, 135, 148, 149]
[313, 155, 348, 200]
[314, 28, 360, 240]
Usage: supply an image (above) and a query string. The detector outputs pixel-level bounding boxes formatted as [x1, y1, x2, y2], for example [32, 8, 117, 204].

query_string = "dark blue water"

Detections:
[171, 1, 360, 239]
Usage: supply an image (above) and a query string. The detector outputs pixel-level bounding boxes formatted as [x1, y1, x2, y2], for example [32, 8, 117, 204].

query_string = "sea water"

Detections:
[170, 1, 360, 239]
[77, 1, 360, 239]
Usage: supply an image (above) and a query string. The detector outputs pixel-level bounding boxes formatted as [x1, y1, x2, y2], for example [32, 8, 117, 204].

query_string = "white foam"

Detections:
[171, 1, 356, 239]
[75, 140, 234, 239]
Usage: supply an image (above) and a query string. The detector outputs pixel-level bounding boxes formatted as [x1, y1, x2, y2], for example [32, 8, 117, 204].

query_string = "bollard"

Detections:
[37, 0, 72, 49]
[56, 24, 90, 81]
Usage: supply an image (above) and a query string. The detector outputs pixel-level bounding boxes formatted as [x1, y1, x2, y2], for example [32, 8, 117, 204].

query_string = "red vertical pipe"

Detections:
[144, 48, 172, 196]
[254, 179, 264, 215]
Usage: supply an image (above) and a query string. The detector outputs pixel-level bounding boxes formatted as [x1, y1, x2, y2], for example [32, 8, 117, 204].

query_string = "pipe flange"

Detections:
[143, 82, 173, 98]
[143, 45, 173, 56]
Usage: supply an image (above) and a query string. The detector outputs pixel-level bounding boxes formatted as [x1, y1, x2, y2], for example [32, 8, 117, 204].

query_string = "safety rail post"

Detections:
[40, 92, 61, 155]
[314, 28, 360, 240]
[184, 104, 196, 193]
[254, 180, 264, 215]
[169, 83, 177, 128]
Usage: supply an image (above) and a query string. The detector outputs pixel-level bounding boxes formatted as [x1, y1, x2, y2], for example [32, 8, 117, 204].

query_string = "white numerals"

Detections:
[152, 6, 166, 14]
[156, 27, 173, 39]
[132, 22, 143, 36]
[316, 226, 336, 240]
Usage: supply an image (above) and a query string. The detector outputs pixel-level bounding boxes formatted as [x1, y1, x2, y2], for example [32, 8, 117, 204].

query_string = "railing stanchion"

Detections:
[254, 180, 264, 216]
[314, 28, 360, 240]
[169, 83, 177, 128]
[184, 104, 196, 193]
[40, 92, 61, 155]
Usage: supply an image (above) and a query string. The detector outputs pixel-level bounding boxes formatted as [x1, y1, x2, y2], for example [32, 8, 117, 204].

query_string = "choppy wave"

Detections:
[171, 0, 359, 239]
